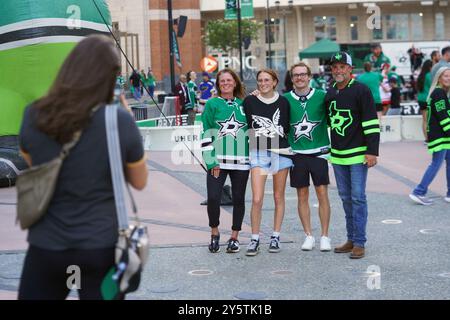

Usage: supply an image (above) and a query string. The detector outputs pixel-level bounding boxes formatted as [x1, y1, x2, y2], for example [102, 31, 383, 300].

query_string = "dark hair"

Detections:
[283, 70, 293, 93]
[256, 68, 279, 89]
[215, 68, 245, 99]
[431, 50, 439, 60]
[35, 34, 120, 144]
[417, 60, 433, 92]
[363, 62, 372, 72]
[186, 70, 196, 81]
[441, 46, 450, 56]
[371, 43, 381, 49]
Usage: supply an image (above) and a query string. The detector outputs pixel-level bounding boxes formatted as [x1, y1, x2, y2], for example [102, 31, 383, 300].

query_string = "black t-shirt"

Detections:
[19, 104, 144, 250]
[243, 94, 290, 151]
[390, 87, 401, 108]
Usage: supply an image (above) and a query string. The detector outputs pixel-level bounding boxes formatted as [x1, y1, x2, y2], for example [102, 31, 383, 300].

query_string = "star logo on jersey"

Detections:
[329, 101, 353, 137]
[292, 112, 321, 142]
[216, 113, 247, 139]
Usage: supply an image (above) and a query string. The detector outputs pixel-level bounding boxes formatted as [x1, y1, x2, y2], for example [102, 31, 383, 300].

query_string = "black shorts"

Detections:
[375, 103, 383, 112]
[290, 154, 330, 188]
[418, 101, 428, 111]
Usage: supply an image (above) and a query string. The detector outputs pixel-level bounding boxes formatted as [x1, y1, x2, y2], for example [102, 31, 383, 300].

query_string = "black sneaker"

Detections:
[226, 238, 240, 253]
[246, 239, 260, 256]
[209, 234, 220, 253]
[268, 236, 280, 253]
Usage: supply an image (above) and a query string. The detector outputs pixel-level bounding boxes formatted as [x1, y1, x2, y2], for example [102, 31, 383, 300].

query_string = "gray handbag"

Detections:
[15, 132, 81, 230]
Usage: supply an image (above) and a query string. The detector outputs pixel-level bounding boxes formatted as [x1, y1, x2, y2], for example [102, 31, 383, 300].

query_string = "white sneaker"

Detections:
[301, 235, 315, 251]
[445, 196, 450, 203]
[409, 193, 433, 206]
[320, 236, 331, 252]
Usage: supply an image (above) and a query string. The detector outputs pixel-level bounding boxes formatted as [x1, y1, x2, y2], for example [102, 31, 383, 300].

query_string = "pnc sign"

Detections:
[200, 56, 219, 73]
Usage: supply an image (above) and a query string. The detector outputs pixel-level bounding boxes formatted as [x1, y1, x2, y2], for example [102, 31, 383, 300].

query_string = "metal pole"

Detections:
[168, 0, 176, 94]
[237, 0, 244, 80]
[266, 0, 272, 69]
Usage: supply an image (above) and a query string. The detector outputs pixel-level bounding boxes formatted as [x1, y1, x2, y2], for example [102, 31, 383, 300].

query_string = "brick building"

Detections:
[107, 0, 203, 82]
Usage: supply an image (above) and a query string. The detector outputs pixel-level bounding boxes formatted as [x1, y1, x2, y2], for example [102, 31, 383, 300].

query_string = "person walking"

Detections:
[146, 68, 156, 98]
[325, 52, 380, 259]
[17, 35, 148, 300]
[243, 69, 291, 256]
[201, 68, 249, 253]
[409, 67, 450, 205]
[417, 60, 433, 141]
[285, 62, 332, 252]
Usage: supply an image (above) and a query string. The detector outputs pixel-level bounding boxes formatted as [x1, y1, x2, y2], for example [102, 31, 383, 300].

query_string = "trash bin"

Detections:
[157, 94, 168, 104]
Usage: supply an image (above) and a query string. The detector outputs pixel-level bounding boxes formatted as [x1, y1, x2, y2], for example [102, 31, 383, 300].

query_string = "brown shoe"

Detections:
[334, 241, 353, 253]
[350, 246, 365, 259]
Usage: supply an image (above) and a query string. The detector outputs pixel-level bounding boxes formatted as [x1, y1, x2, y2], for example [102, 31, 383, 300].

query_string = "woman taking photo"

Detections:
[243, 69, 291, 256]
[18, 35, 148, 300]
[201, 68, 249, 253]
[410, 66, 450, 205]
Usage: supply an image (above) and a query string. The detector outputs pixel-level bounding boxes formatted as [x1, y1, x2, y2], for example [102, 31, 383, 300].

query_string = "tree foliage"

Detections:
[204, 19, 263, 53]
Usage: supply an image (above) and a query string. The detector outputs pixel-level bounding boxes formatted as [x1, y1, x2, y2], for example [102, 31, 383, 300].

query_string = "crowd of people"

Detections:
[14, 34, 450, 300]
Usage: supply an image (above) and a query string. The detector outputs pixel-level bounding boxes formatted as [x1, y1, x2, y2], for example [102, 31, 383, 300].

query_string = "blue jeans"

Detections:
[333, 164, 369, 248]
[147, 85, 155, 98]
[413, 150, 450, 197]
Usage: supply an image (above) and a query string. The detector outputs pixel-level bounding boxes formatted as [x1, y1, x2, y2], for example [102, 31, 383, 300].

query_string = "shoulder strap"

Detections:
[105, 104, 138, 231]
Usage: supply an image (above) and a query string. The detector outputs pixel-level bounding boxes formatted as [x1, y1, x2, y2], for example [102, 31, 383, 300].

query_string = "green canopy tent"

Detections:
[299, 38, 340, 59]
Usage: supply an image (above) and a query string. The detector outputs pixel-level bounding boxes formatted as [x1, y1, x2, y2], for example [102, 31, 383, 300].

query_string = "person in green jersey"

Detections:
[357, 62, 383, 119]
[417, 60, 433, 141]
[201, 68, 250, 254]
[325, 52, 380, 259]
[363, 43, 391, 72]
[410, 67, 450, 206]
[285, 62, 332, 252]
[146, 68, 156, 98]
[186, 70, 199, 125]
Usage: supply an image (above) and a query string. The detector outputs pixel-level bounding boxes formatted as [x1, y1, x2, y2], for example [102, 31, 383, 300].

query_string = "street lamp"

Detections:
[275, 0, 293, 72]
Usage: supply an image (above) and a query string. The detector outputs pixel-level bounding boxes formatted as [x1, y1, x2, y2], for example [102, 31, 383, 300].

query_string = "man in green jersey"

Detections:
[285, 62, 332, 252]
[363, 43, 391, 72]
[325, 52, 380, 259]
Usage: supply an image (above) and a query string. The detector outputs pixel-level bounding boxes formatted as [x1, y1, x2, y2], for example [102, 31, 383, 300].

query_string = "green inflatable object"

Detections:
[0, 0, 111, 187]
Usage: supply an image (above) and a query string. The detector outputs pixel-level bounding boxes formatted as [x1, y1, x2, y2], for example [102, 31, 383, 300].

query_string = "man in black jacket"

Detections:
[325, 52, 380, 259]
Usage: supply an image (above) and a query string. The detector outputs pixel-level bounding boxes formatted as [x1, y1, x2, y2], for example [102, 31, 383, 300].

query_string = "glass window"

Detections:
[386, 14, 409, 40]
[410, 14, 423, 40]
[372, 15, 383, 40]
[350, 16, 358, 41]
[435, 13, 445, 40]
[314, 16, 337, 41]
[265, 18, 282, 44]
[266, 50, 286, 71]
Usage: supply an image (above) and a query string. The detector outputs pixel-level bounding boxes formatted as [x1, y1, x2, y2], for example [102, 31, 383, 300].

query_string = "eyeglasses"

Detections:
[292, 73, 309, 78]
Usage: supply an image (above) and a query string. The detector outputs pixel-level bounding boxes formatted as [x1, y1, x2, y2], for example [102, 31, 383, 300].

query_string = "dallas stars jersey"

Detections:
[284, 89, 330, 157]
[185, 80, 197, 110]
[325, 79, 380, 165]
[201, 97, 250, 170]
[427, 87, 450, 153]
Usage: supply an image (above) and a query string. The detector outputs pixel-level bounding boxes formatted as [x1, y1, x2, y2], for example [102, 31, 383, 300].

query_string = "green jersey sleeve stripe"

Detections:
[428, 142, 450, 153]
[440, 118, 450, 126]
[428, 137, 450, 147]
[364, 128, 381, 135]
[331, 155, 365, 165]
[362, 119, 379, 127]
[444, 124, 450, 132]
[331, 146, 367, 155]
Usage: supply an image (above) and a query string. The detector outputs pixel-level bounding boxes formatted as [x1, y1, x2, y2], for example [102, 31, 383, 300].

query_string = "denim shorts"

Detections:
[250, 150, 293, 174]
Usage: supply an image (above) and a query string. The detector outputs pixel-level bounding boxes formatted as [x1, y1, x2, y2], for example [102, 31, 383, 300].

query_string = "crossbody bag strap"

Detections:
[105, 104, 138, 231]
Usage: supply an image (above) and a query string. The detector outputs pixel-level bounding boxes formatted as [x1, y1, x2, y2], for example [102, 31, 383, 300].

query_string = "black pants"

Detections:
[18, 245, 116, 300]
[207, 169, 249, 231]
